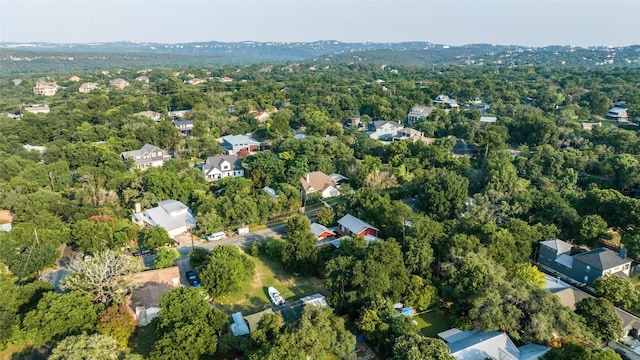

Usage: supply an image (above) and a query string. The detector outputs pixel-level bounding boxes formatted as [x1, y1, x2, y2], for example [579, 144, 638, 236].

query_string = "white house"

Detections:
[120, 144, 171, 170]
[202, 155, 244, 182]
[300, 172, 340, 200]
[606, 107, 629, 122]
[131, 200, 195, 238]
[407, 105, 434, 126]
[365, 121, 404, 140]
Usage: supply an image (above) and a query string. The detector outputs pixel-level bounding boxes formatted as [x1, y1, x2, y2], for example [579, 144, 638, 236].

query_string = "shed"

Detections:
[230, 312, 250, 336]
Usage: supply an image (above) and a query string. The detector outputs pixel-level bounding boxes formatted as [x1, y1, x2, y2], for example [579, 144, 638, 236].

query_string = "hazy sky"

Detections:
[1, 0, 639, 47]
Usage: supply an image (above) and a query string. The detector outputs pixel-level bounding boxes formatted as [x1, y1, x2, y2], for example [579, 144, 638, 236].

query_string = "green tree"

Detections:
[7, 243, 60, 280]
[96, 305, 137, 347]
[72, 219, 114, 254]
[578, 214, 610, 247]
[23, 291, 100, 345]
[356, 298, 416, 358]
[593, 275, 639, 310]
[510, 264, 546, 289]
[154, 245, 180, 269]
[199, 245, 255, 298]
[315, 207, 335, 226]
[49, 333, 127, 360]
[151, 287, 227, 360]
[285, 215, 311, 238]
[392, 334, 455, 360]
[542, 340, 621, 360]
[248, 307, 356, 360]
[575, 298, 622, 343]
[60, 250, 141, 304]
[417, 169, 469, 221]
[140, 226, 173, 249]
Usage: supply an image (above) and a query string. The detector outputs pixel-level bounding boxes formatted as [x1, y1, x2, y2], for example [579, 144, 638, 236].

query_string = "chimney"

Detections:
[134, 203, 141, 213]
[306, 173, 310, 183]
[620, 248, 628, 258]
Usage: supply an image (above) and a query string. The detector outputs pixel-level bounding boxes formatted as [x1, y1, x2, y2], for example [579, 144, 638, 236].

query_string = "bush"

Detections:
[248, 241, 260, 257]
[189, 248, 210, 269]
[259, 238, 284, 260]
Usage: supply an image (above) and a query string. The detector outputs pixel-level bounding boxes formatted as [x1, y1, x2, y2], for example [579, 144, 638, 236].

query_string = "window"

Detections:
[584, 276, 589, 282]
[586, 265, 590, 271]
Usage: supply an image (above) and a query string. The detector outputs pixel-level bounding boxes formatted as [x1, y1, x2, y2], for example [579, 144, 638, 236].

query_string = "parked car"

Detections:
[132, 248, 152, 257]
[204, 231, 226, 241]
[186, 271, 199, 287]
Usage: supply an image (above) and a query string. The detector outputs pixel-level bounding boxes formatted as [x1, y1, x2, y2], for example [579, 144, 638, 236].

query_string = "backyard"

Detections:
[215, 253, 327, 314]
[413, 308, 458, 338]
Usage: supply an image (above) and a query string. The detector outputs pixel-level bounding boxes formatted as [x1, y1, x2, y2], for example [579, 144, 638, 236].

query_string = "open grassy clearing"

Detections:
[216, 253, 327, 314]
[413, 308, 458, 338]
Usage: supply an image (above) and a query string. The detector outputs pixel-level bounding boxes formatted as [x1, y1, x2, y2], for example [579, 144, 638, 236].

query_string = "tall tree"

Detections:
[151, 287, 227, 360]
[49, 333, 130, 360]
[22, 291, 100, 345]
[60, 249, 141, 304]
[575, 298, 622, 343]
[392, 334, 455, 360]
[417, 169, 469, 221]
[199, 245, 255, 298]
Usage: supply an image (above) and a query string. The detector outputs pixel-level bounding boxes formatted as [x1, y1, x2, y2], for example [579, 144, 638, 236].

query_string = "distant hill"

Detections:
[1, 41, 639, 73]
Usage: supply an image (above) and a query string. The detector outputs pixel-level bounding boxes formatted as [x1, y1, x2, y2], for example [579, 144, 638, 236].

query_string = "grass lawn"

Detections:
[414, 308, 458, 338]
[130, 323, 160, 358]
[216, 254, 327, 314]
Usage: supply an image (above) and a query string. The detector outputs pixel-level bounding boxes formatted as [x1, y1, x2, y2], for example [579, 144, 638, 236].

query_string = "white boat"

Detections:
[268, 287, 285, 306]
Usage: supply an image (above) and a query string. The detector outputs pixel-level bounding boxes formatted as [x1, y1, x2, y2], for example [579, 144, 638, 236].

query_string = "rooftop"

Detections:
[222, 134, 261, 146]
[337, 214, 379, 234]
[573, 247, 631, 270]
[540, 238, 572, 253]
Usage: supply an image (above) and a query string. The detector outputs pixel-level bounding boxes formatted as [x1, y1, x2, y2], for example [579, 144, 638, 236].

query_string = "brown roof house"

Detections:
[128, 266, 181, 326]
[300, 171, 340, 200]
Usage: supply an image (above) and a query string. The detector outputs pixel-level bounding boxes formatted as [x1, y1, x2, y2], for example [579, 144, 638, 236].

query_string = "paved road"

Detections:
[176, 224, 286, 257]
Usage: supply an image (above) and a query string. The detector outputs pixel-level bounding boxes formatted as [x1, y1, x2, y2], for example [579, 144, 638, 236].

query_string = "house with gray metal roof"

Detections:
[439, 328, 548, 360]
[202, 154, 244, 182]
[131, 200, 195, 238]
[537, 238, 632, 286]
[222, 135, 262, 155]
[121, 143, 171, 170]
[336, 214, 379, 240]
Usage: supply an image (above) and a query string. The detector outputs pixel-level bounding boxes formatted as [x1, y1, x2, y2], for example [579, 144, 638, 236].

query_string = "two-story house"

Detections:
[202, 155, 244, 182]
[300, 171, 340, 200]
[606, 107, 629, 122]
[110, 78, 130, 89]
[222, 135, 261, 155]
[120, 144, 171, 170]
[537, 238, 632, 286]
[131, 200, 195, 238]
[33, 82, 58, 96]
[365, 120, 404, 140]
[433, 95, 459, 109]
[78, 82, 99, 93]
[173, 120, 194, 136]
[407, 105, 434, 126]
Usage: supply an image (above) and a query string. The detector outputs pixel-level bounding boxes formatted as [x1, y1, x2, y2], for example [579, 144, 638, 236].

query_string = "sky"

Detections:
[1, 0, 639, 47]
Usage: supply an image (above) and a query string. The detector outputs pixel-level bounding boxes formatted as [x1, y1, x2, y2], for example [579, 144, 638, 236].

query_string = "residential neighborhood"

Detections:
[2, 51, 640, 360]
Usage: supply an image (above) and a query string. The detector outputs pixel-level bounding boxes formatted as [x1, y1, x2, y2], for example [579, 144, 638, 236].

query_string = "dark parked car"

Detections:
[186, 271, 200, 287]
[132, 248, 152, 257]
